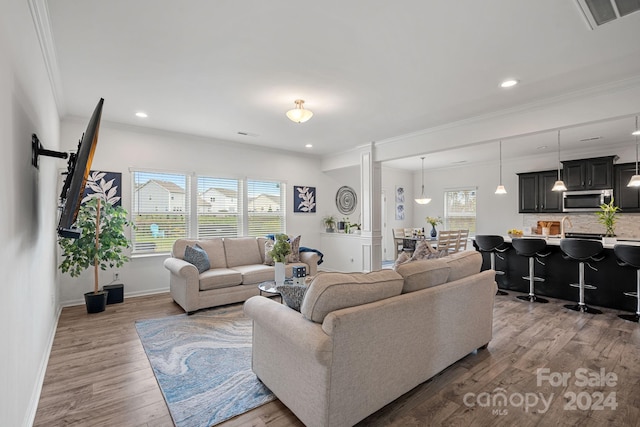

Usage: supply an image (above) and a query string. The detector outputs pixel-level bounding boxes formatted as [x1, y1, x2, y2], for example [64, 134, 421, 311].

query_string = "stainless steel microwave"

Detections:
[562, 189, 613, 212]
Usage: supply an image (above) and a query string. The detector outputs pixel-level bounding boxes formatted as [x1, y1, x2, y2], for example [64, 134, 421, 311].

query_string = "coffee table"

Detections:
[258, 280, 291, 303]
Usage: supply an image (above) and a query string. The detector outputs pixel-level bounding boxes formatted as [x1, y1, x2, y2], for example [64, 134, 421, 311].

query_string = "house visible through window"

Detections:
[444, 188, 476, 235]
[197, 176, 242, 238]
[247, 179, 285, 237]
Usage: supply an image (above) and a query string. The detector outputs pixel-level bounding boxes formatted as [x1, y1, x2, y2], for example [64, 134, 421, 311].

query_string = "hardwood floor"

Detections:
[34, 291, 640, 426]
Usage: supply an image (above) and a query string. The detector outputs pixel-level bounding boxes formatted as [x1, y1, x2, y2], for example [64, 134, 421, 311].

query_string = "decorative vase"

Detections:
[430, 225, 437, 238]
[274, 262, 285, 286]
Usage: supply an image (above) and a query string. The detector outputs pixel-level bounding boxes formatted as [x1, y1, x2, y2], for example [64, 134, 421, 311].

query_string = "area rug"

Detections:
[135, 304, 275, 427]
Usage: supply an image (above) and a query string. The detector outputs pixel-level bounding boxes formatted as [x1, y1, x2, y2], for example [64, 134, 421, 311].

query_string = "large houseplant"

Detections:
[58, 198, 133, 313]
[595, 197, 620, 239]
[268, 234, 291, 285]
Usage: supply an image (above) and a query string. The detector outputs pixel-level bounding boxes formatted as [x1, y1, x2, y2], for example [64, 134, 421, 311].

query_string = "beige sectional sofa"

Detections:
[244, 251, 496, 427]
[164, 236, 320, 313]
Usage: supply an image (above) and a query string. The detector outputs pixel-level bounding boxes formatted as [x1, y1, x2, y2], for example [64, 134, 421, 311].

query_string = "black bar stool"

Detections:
[613, 244, 640, 323]
[475, 235, 509, 295]
[560, 239, 604, 314]
[511, 238, 549, 303]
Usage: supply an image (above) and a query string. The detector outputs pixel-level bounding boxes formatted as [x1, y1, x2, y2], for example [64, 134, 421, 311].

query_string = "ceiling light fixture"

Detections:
[627, 116, 640, 187]
[305, 143, 313, 148]
[495, 140, 507, 194]
[286, 99, 313, 123]
[500, 79, 519, 88]
[135, 112, 148, 118]
[633, 116, 640, 136]
[552, 130, 567, 192]
[415, 156, 431, 205]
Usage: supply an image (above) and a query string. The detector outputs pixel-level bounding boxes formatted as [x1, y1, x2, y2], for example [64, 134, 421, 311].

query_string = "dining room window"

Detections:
[444, 188, 476, 235]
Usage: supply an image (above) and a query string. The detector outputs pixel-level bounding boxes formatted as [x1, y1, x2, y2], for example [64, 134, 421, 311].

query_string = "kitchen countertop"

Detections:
[502, 235, 640, 249]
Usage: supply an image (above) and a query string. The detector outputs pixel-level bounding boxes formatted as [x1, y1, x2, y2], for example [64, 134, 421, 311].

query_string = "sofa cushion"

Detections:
[224, 237, 263, 267]
[183, 244, 210, 273]
[232, 264, 275, 284]
[301, 270, 404, 323]
[276, 284, 307, 312]
[199, 268, 243, 291]
[172, 238, 227, 269]
[443, 251, 482, 282]
[395, 258, 451, 293]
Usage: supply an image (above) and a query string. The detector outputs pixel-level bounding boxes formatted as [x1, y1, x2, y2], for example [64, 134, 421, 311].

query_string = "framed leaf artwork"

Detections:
[294, 186, 316, 213]
[82, 170, 122, 207]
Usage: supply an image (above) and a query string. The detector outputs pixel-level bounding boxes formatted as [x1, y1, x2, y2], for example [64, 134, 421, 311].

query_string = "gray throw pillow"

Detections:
[276, 284, 307, 312]
[184, 244, 210, 273]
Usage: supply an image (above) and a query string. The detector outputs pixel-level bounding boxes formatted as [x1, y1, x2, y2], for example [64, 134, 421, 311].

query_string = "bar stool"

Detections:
[511, 238, 549, 303]
[475, 235, 509, 295]
[560, 239, 604, 314]
[613, 244, 640, 323]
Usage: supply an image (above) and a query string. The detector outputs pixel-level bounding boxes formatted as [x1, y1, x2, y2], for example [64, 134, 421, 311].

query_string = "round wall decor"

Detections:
[335, 186, 357, 215]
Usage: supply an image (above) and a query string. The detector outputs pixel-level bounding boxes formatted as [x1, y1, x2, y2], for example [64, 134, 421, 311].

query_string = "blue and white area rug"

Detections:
[135, 304, 275, 427]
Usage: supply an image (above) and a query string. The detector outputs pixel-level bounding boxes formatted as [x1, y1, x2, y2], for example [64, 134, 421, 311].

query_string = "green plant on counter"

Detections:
[595, 197, 620, 237]
[322, 215, 336, 231]
[269, 233, 291, 263]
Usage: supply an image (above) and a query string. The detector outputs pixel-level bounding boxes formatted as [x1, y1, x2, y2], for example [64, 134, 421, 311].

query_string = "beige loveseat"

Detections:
[164, 237, 320, 313]
[244, 251, 496, 427]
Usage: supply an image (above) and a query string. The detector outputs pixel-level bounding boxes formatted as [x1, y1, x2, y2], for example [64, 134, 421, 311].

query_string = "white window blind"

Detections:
[247, 179, 285, 237]
[444, 188, 477, 235]
[131, 171, 190, 253]
[197, 176, 242, 238]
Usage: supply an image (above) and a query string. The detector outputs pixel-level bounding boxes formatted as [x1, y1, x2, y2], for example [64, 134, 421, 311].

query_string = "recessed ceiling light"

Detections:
[537, 145, 548, 150]
[305, 144, 313, 148]
[500, 79, 519, 88]
[633, 130, 640, 136]
[135, 112, 148, 118]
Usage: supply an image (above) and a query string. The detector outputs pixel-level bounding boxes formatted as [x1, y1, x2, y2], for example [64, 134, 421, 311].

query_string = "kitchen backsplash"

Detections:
[523, 212, 640, 239]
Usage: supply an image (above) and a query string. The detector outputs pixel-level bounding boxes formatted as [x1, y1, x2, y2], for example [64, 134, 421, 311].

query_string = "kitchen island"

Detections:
[474, 235, 640, 313]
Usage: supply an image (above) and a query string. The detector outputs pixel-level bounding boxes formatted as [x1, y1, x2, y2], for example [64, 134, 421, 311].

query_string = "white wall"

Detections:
[0, 1, 62, 425]
[57, 120, 338, 304]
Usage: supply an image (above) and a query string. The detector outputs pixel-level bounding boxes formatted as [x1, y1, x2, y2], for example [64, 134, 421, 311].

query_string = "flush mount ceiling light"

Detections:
[552, 130, 568, 192]
[495, 140, 507, 194]
[500, 79, 519, 88]
[305, 143, 313, 148]
[286, 99, 313, 123]
[415, 156, 431, 205]
[627, 116, 640, 187]
[135, 112, 148, 118]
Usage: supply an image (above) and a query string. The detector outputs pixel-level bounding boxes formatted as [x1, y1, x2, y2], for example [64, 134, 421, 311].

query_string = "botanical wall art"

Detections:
[395, 186, 405, 220]
[82, 170, 122, 207]
[294, 185, 316, 213]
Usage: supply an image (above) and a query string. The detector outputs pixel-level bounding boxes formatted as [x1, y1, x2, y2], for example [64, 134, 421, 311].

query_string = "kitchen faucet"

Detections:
[561, 216, 573, 239]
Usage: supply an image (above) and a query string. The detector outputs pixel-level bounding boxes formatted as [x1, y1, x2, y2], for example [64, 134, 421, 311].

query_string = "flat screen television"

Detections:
[57, 98, 104, 238]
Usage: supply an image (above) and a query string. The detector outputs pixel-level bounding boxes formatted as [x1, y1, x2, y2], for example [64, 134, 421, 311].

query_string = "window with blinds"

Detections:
[444, 188, 477, 235]
[131, 171, 190, 253]
[197, 176, 242, 238]
[247, 179, 285, 237]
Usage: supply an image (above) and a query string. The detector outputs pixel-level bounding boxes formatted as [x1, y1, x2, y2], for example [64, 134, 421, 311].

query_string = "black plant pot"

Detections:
[84, 291, 108, 313]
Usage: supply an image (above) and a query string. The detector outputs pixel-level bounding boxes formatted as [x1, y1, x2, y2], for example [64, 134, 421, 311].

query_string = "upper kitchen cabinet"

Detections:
[518, 170, 562, 213]
[614, 162, 640, 212]
[561, 156, 617, 191]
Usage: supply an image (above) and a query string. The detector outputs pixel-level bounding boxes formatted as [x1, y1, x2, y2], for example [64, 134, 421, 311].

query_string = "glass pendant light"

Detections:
[495, 140, 507, 194]
[628, 116, 640, 187]
[552, 130, 567, 192]
[414, 156, 431, 204]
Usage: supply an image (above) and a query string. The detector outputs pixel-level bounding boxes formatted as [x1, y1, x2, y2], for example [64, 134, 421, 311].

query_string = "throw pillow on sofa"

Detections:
[184, 244, 210, 273]
[393, 251, 411, 270]
[287, 235, 301, 263]
[264, 240, 275, 265]
[276, 284, 307, 312]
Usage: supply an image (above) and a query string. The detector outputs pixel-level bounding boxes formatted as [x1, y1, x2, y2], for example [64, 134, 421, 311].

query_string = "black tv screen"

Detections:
[58, 98, 104, 238]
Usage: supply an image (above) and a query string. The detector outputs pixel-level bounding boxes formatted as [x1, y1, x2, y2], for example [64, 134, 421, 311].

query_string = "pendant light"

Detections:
[414, 156, 431, 204]
[552, 130, 567, 192]
[286, 99, 313, 123]
[627, 116, 640, 187]
[495, 140, 507, 194]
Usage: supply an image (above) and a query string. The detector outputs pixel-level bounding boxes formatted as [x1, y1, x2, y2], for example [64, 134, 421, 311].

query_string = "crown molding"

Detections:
[28, 0, 65, 115]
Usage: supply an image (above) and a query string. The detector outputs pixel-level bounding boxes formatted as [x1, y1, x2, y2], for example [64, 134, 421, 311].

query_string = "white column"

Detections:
[360, 144, 382, 271]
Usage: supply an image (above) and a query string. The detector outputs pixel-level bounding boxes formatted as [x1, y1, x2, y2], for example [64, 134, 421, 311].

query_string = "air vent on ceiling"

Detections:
[576, 0, 640, 29]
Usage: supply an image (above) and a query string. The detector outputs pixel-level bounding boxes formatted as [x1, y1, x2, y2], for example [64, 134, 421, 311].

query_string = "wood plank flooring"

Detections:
[34, 291, 640, 426]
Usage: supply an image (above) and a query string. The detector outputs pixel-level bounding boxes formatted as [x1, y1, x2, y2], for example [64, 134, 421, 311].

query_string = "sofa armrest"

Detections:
[299, 251, 320, 276]
[163, 257, 200, 313]
[164, 257, 198, 279]
[244, 296, 332, 365]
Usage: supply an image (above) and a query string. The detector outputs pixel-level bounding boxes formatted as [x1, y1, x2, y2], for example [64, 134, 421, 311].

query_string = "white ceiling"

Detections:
[43, 0, 640, 169]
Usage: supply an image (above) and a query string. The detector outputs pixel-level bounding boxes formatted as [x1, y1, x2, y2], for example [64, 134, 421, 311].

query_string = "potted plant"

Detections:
[58, 198, 133, 313]
[322, 215, 336, 232]
[426, 216, 443, 238]
[268, 233, 291, 285]
[595, 197, 620, 243]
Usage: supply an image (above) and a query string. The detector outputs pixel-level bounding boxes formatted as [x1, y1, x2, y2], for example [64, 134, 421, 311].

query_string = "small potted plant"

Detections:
[426, 216, 443, 238]
[322, 215, 336, 232]
[268, 233, 291, 285]
[596, 197, 620, 244]
[58, 198, 133, 313]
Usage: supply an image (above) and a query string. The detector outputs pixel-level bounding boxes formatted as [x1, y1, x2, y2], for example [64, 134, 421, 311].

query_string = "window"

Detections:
[132, 171, 190, 253]
[197, 176, 241, 238]
[247, 179, 285, 237]
[444, 188, 476, 235]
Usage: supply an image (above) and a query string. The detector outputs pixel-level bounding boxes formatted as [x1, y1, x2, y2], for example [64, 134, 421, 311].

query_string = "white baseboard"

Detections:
[60, 287, 170, 307]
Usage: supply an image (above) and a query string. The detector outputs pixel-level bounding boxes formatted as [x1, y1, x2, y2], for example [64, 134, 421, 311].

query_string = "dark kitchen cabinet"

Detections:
[518, 170, 562, 213]
[561, 156, 616, 191]
[614, 162, 640, 211]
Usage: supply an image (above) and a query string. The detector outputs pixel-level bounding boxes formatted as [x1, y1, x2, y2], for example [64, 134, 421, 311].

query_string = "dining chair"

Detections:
[437, 230, 459, 254]
[392, 228, 405, 259]
[456, 229, 469, 251]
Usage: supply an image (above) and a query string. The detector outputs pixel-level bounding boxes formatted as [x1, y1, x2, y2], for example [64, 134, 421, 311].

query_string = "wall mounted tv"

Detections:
[32, 98, 104, 239]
